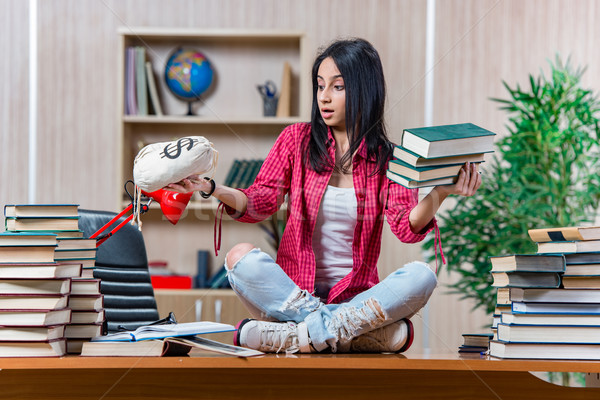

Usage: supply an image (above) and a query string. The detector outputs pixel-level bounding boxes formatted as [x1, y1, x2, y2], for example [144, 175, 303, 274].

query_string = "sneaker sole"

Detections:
[398, 318, 414, 353]
[233, 318, 254, 347]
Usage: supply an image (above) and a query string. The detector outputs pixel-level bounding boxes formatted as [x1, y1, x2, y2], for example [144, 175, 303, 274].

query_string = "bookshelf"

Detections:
[116, 28, 309, 281]
[117, 27, 311, 211]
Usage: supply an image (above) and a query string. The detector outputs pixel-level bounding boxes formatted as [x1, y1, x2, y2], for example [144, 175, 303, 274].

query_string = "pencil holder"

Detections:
[262, 96, 279, 117]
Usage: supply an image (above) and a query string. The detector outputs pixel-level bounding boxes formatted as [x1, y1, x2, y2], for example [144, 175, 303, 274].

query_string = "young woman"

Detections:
[168, 38, 481, 353]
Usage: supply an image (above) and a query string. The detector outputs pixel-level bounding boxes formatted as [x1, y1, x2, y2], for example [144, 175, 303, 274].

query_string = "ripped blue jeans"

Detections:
[225, 248, 437, 352]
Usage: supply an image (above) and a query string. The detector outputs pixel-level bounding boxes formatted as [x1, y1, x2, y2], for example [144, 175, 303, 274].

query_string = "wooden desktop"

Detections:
[0, 352, 599, 399]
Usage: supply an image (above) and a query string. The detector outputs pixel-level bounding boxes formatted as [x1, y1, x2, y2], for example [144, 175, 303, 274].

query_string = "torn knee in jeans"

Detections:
[330, 298, 388, 342]
[224, 243, 256, 271]
[279, 287, 322, 315]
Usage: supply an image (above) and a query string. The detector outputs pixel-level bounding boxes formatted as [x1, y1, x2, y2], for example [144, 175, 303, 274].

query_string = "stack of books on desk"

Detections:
[386, 123, 495, 189]
[0, 230, 81, 357]
[65, 277, 105, 354]
[4, 204, 98, 278]
[489, 226, 600, 360]
[1, 204, 106, 356]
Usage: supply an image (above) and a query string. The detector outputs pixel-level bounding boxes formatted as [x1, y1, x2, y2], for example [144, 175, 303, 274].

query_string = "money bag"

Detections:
[133, 136, 218, 192]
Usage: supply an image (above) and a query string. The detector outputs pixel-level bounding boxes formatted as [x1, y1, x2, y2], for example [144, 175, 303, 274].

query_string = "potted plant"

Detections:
[425, 56, 600, 316]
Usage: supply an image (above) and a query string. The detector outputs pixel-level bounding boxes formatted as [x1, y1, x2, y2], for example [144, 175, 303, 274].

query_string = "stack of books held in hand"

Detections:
[386, 123, 496, 188]
[488, 225, 600, 360]
[0, 203, 105, 356]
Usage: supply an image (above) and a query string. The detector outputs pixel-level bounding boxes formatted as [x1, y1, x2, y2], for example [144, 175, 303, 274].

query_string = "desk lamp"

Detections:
[90, 181, 192, 247]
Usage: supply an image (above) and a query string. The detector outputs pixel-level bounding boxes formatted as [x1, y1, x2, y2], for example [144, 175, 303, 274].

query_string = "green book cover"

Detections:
[223, 159, 240, 187]
[245, 159, 264, 187]
[402, 123, 496, 142]
[230, 160, 250, 189]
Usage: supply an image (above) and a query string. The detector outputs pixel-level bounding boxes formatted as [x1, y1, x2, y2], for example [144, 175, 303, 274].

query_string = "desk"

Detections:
[1, 353, 599, 399]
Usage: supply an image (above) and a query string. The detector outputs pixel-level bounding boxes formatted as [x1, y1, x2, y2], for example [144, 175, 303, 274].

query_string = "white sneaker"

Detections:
[234, 319, 312, 354]
[344, 318, 413, 353]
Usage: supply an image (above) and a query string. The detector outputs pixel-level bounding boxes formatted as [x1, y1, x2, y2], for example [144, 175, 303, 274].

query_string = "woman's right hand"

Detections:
[166, 174, 211, 194]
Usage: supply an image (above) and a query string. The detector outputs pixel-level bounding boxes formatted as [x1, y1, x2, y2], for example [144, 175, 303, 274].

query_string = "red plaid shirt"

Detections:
[226, 123, 435, 303]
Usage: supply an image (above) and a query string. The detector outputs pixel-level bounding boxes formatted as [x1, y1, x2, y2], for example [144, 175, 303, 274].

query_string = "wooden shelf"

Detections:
[123, 115, 305, 125]
[117, 27, 306, 41]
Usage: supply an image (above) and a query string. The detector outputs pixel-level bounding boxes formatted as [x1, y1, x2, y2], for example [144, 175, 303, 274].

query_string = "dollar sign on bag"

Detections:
[160, 137, 197, 159]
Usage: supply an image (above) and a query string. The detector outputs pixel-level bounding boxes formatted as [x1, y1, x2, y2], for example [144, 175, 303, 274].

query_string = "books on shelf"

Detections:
[491, 271, 561, 288]
[0, 309, 71, 326]
[0, 339, 66, 357]
[4, 204, 79, 218]
[489, 340, 600, 360]
[400, 123, 496, 158]
[91, 321, 235, 342]
[489, 254, 565, 273]
[536, 240, 600, 254]
[145, 61, 163, 116]
[528, 226, 600, 242]
[392, 145, 486, 168]
[387, 159, 476, 182]
[135, 46, 148, 116]
[125, 46, 137, 115]
[386, 170, 456, 189]
[224, 159, 264, 189]
[125, 46, 164, 117]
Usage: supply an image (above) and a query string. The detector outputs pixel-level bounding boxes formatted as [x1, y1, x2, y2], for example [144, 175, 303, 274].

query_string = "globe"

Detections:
[164, 48, 214, 115]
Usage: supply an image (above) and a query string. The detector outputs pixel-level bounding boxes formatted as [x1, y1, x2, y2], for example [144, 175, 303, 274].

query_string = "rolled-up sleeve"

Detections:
[225, 125, 296, 223]
[384, 179, 435, 243]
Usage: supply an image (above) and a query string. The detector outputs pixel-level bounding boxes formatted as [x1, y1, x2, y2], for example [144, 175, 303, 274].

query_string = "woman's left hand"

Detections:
[439, 162, 481, 197]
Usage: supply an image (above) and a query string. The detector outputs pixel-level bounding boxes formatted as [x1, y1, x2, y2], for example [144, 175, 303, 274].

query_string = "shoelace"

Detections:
[260, 324, 300, 353]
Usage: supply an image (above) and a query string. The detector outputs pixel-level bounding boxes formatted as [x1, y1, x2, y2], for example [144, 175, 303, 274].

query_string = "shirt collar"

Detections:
[326, 128, 370, 160]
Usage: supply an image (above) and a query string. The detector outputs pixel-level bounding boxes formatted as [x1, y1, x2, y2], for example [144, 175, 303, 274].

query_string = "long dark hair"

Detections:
[307, 38, 393, 175]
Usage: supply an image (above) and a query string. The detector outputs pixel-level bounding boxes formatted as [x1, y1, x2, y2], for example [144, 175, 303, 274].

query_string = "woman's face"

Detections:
[317, 57, 346, 132]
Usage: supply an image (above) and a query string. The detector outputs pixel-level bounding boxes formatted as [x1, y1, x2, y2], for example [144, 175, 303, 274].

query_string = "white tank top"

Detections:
[312, 185, 357, 298]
